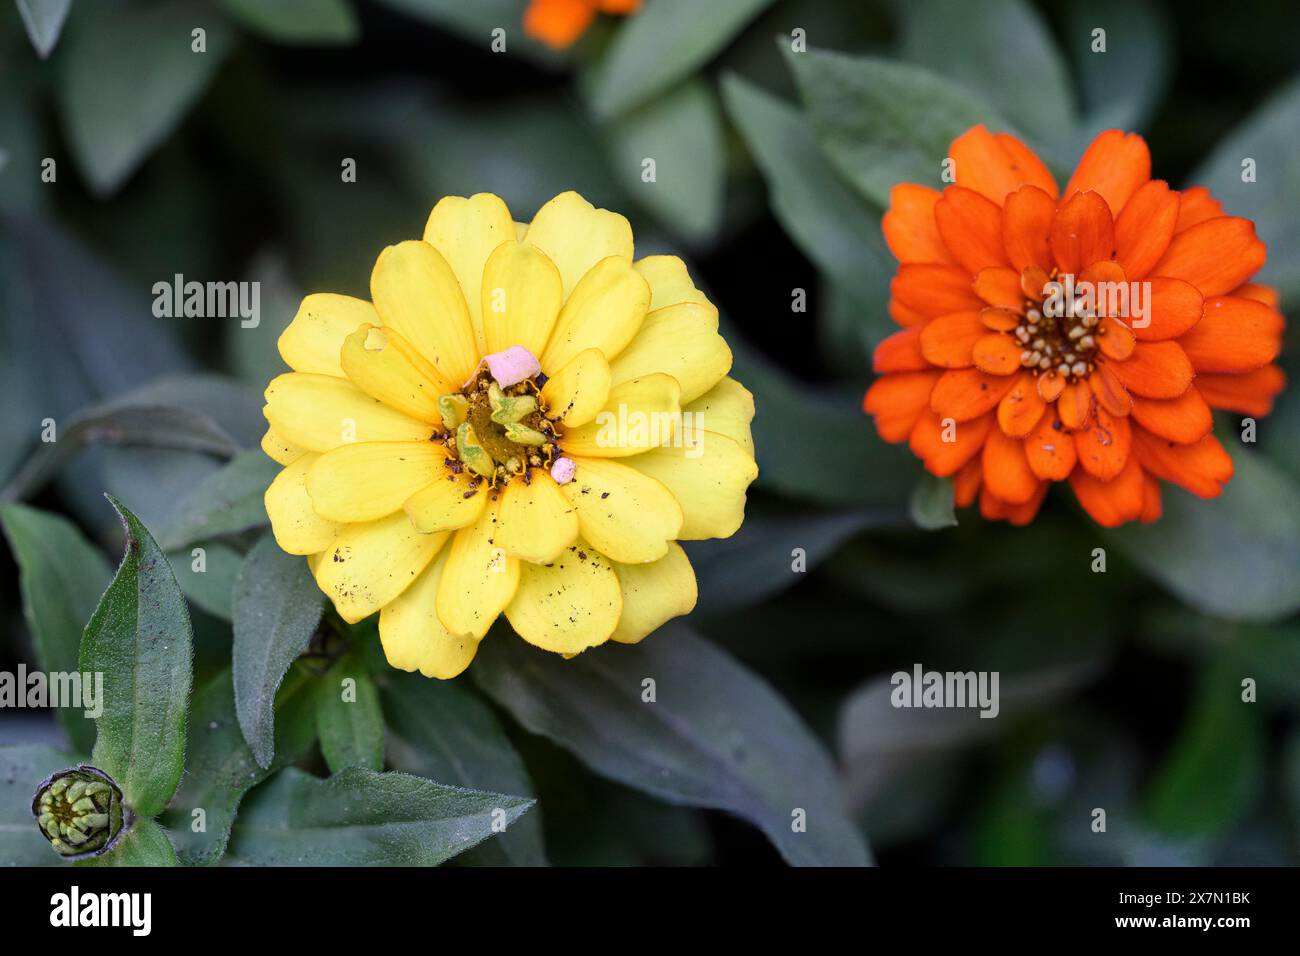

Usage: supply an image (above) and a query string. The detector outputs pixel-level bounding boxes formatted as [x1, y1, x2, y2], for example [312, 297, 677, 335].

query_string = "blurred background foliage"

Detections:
[1, 0, 1299, 865]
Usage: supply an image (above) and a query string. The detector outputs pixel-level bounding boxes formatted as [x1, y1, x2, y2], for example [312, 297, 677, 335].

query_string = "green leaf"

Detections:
[720, 72, 891, 317]
[383, 672, 545, 866]
[225, 767, 535, 865]
[0, 503, 111, 752]
[15, 0, 73, 58]
[782, 45, 1012, 208]
[1144, 656, 1264, 840]
[896, 0, 1074, 149]
[76, 817, 179, 867]
[315, 658, 384, 773]
[161, 668, 318, 865]
[157, 449, 276, 551]
[1188, 73, 1300, 305]
[1109, 446, 1300, 622]
[169, 540, 243, 621]
[604, 79, 725, 244]
[1061, 0, 1172, 138]
[56, 0, 235, 195]
[80, 496, 193, 818]
[232, 532, 324, 768]
[687, 505, 886, 616]
[586, 0, 777, 119]
[725, 328, 914, 506]
[0, 745, 78, 866]
[474, 625, 870, 866]
[909, 473, 957, 530]
[221, 0, 358, 45]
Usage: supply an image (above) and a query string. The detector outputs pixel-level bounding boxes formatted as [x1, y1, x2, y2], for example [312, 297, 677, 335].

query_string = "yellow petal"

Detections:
[379, 548, 478, 679]
[524, 191, 634, 299]
[682, 377, 755, 455]
[495, 472, 578, 563]
[539, 348, 611, 427]
[513, 221, 528, 241]
[608, 302, 731, 404]
[402, 465, 489, 534]
[563, 457, 682, 563]
[541, 256, 650, 372]
[306, 441, 447, 523]
[278, 293, 377, 377]
[265, 454, 344, 555]
[625, 432, 757, 539]
[481, 240, 563, 357]
[609, 543, 697, 644]
[560, 373, 681, 458]
[505, 542, 622, 655]
[340, 324, 455, 419]
[314, 512, 448, 624]
[371, 239, 479, 387]
[424, 193, 516, 355]
[435, 500, 520, 639]
[633, 255, 710, 311]
[263, 372, 430, 452]
[261, 426, 306, 466]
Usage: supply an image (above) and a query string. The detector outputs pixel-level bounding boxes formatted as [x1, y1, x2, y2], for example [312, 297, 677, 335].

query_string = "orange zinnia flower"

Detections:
[523, 0, 641, 49]
[864, 126, 1286, 527]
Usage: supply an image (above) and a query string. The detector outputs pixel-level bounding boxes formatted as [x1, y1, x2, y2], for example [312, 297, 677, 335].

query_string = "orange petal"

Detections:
[949, 125, 1058, 205]
[974, 268, 1025, 309]
[1152, 217, 1267, 296]
[1049, 191, 1115, 275]
[1195, 365, 1286, 417]
[1001, 185, 1056, 273]
[979, 481, 1048, 526]
[981, 307, 1021, 331]
[1024, 408, 1076, 480]
[1021, 265, 1050, 300]
[1174, 185, 1225, 232]
[1074, 405, 1131, 481]
[930, 368, 1020, 422]
[1131, 429, 1233, 498]
[889, 298, 929, 328]
[872, 326, 929, 373]
[919, 311, 985, 369]
[997, 372, 1047, 437]
[1097, 317, 1135, 360]
[1063, 129, 1151, 217]
[1177, 294, 1283, 373]
[1089, 362, 1132, 417]
[1114, 179, 1179, 279]
[1069, 454, 1146, 527]
[882, 184, 958, 265]
[934, 186, 1009, 275]
[1036, 370, 1067, 402]
[908, 410, 994, 477]
[1139, 472, 1163, 523]
[523, 0, 596, 48]
[892, 264, 985, 317]
[864, 371, 940, 443]
[972, 333, 1023, 375]
[1236, 283, 1280, 309]
[1057, 379, 1093, 430]
[982, 427, 1039, 504]
[953, 456, 982, 507]
[1106, 341, 1193, 399]
[1129, 388, 1213, 444]
[1132, 276, 1202, 341]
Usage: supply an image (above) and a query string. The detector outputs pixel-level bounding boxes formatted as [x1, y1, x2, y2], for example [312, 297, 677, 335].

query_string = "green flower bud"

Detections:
[490, 394, 537, 425]
[502, 422, 548, 446]
[438, 393, 468, 432]
[31, 766, 127, 860]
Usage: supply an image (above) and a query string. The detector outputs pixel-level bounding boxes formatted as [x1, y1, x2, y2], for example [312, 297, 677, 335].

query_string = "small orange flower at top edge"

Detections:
[524, 0, 642, 50]
[864, 126, 1287, 527]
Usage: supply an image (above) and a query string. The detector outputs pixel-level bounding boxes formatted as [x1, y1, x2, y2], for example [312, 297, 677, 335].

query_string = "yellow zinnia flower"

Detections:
[262, 191, 758, 678]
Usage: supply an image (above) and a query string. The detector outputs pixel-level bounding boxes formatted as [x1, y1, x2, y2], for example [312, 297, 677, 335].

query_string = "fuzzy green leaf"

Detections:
[316, 658, 384, 773]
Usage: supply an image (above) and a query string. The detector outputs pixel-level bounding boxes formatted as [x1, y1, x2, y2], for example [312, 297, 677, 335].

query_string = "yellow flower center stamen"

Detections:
[1013, 268, 1103, 385]
[439, 365, 562, 489]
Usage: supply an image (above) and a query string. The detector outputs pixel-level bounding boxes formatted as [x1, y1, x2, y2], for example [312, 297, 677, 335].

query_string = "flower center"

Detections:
[1013, 270, 1102, 384]
[437, 365, 563, 488]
